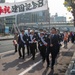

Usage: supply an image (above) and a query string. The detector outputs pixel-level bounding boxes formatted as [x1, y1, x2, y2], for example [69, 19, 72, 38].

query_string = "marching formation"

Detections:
[13, 27, 75, 71]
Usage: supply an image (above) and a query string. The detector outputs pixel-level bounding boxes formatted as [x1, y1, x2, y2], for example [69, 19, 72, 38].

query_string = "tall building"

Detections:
[55, 16, 66, 22]
[5, 16, 15, 32]
[50, 13, 66, 22]
[17, 10, 49, 24]
[50, 16, 55, 22]
[17, 10, 50, 30]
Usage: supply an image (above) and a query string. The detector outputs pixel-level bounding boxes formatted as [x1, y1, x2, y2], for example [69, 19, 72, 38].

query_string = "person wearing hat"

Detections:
[38, 32, 47, 63]
[29, 30, 37, 60]
[18, 30, 26, 59]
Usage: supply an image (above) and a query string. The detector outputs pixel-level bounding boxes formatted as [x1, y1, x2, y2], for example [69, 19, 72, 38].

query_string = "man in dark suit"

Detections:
[18, 30, 26, 59]
[25, 28, 31, 56]
[38, 32, 47, 63]
[29, 30, 37, 60]
[46, 27, 60, 70]
[71, 32, 75, 43]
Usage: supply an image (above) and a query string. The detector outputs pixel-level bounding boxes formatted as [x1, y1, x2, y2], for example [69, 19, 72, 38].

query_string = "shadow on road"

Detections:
[16, 54, 41, 71]
[42, 68, 49, 75]
[28, 61, 44, 73]
[2, 58, 24, 71]
[3, 52, 15, 58]
[2, 53, 41, 72]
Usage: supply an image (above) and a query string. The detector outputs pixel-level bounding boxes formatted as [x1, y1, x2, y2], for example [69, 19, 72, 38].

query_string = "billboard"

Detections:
[0, 0, 48, 17]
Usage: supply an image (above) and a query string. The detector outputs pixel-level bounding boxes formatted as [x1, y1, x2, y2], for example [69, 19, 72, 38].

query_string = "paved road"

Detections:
[0, 42, 75, 75]
[0, 40, 14, 53]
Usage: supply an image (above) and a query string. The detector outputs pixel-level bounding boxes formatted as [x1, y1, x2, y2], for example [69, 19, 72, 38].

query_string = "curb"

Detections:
[0, 38, 13, 41]
[65, 45, 75, 75]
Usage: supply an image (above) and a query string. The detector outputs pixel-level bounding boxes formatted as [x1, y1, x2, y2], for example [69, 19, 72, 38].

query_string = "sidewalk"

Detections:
[0, 35, 14, 41]
[65, 44, 75, 75]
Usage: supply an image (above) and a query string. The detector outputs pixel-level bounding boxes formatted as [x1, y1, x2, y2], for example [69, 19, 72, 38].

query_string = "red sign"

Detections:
[0, 6, 11, 15]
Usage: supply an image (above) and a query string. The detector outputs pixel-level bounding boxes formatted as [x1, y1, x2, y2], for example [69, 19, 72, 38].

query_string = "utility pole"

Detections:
[47, 0, 50, 30]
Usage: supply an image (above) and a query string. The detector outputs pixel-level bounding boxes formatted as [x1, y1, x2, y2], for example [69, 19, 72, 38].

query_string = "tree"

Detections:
[64, 0, 75, 27]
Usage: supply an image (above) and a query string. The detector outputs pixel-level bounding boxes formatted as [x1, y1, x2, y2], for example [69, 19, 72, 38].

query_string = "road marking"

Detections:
[0, 50, 14, 55]
[18, 60, 42, 75]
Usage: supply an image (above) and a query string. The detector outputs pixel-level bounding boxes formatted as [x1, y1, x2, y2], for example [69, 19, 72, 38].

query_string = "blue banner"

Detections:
[5, 26, 9, 34]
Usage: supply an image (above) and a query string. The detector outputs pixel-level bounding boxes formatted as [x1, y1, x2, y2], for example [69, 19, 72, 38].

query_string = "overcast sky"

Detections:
[5, 0, 73, 20]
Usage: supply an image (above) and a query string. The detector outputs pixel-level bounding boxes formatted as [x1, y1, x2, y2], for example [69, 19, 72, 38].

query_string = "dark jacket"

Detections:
[18, 34, 26, 46]
[47, 34, 60, 51]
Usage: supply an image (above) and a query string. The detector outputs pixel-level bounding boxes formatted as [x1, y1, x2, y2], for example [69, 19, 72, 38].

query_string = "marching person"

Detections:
[56, 30, 62, 54]
[34, 30, 39, 52]
[46, 27, 60, 70]
[29, 30, 37, 60]
[18, 30, 26, 59]
[25, 28, 31, 56]
[38, 32, 47, 63]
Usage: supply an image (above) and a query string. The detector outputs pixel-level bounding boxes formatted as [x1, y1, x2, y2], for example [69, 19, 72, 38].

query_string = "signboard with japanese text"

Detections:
[0, 0, 48, 17]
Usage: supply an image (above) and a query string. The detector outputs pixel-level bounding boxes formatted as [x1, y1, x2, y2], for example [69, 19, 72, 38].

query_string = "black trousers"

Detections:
[30, 43, 36, 60]
[26, 44, 31, 55]
[18, 45, 25, 58]
[15, 44, 17, 52]
[46, 47, 58, 68]
[39, 45, 46, 61]
[35, 43, 38, 52]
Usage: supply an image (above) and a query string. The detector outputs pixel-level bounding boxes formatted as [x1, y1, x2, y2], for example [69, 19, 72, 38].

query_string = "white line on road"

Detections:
[18, 60, 42, 75]
[0, 50, 14, 55]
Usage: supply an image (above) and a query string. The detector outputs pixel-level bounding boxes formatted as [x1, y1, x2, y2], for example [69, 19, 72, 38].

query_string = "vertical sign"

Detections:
[5, 26, 9, 34]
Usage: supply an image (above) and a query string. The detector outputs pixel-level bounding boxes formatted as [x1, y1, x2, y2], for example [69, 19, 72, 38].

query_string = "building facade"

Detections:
[0, 0, 5, 33]
[0, 0, 5, 3]
[17, 10, 50, 30]
[50, 13, 66, 22]
[17, 10, 49, 24]
[0, 9, 50, 33]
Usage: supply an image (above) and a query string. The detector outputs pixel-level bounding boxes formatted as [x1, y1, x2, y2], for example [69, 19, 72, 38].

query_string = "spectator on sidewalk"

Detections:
[71, 32, 75, 43]
[63, 31, 69, 49]
[13, 32, 18, 52]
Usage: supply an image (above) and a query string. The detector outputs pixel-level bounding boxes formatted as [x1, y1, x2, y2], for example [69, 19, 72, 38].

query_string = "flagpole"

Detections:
[14, 0, 17, 33]
[14, 0, 20, 33]
[47, 0, 50, 30]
